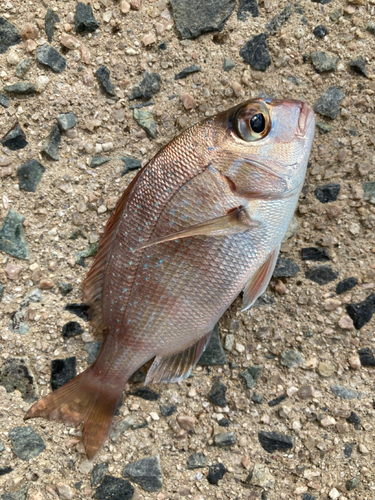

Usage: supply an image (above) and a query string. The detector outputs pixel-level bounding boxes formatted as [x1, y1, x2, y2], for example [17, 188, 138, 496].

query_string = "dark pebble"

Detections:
[0, 357, 38, 402]
[0, 17, 21, 55]
[313, 24, 327, 37]
[41, 123, 61, 160]
[174, 64, 201, 79]
[198, 324, 227, 365]
[273, 257, 300, 278]
[158, 41, 167, 50]
[75, 242, 98, 267]
[169, 0, 236, 39]
[129, 387, 159, 401]
[91, 462, 109, 487]
[218, 417, 230, 427]
[237, 0, 259, 20]
[133, 108, 156, 139]
[346, 477, 359, 491]
[122, 454, 162, 492]
[120, 156, 142, 176]
[58, 282, 73, 296]
[336, 277, 357, 294]
[346, 293, 375, 329]
[302, 494, 316, 500]
[1, 123, 28, 151]
[313, 86, 345, 119]
[302, 247, 330, 262]
[3, 82, 36, 94]
[311, 51, 338, 73]
[132, 422, 147, 430]
[349, 56, 368, 78]
[91, 156, 112, 168]
[223, 57, 235, 72]
[314, 183, 340, 203]
[129, 70, 161, 100]
[0, 466, 13, 476]
[287, 76, 300, 86]
[62, 321, 84, 338]
[186, 452, 207, 469]
[36, 44, 66, 73]
[57, 112, 77, 131]
[214, 431, 236, 446]
[208, 381, 227, 407]
[17, 159, 45, 192]
[86, 342, 102, 364]
[207, 463, 227, 485]
[305, 265, 338, 285]
[268, 394, 287, 407]
[74, 482, 82, 491]
[129, 369, 146, 383]
[312, 0, 331, 3]
[241, 365, 262, 389]
[346, 411, 361, 430]
[0, 91, 9, 108]
[75, 2, 100, 33]
[264, 2, 293, 36]
[1, 485, 28, 500]
[15, 57, 32, 79]
[316, 122, 332, 134]
[330, 384, 357, 400]
[94, 475, 134, 500]
[344, 443, 354, 458]
[239, 33, 271, 72]
[9, 426, 46, 460]
[251, 392, 263, 404]
[258, 431, 294, 453]
[0, 208, 30, 260]
[0, 284, 4, 302]
[160, 405, 177, 416]
[96, 65, 116, 97]
[50, 357, 76, 391]
[358, 347, 375, 366]
[64, 303, 89, 321]
[45, 9, 60, 43]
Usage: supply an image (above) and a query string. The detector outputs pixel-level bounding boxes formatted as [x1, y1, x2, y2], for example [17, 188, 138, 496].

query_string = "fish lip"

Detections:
[296, 102, 315, 138]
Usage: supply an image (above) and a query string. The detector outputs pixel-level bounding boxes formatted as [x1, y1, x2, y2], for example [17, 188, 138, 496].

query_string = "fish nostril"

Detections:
[223, 175, 236, 193]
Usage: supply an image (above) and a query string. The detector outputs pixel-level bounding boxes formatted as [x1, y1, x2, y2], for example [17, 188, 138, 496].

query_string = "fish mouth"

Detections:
[296, 101, 315, 138]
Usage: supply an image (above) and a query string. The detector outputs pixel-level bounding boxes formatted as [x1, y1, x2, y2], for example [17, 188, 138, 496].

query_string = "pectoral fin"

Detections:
[136, 207, 259, 250]
[242, 245, 280, 311]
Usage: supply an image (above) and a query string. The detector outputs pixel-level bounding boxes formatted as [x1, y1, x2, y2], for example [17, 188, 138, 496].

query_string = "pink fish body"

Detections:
[26, 98, 315, 459]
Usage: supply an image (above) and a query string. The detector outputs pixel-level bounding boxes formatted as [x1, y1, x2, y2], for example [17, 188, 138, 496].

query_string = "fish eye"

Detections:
[234, 103, 271, 142]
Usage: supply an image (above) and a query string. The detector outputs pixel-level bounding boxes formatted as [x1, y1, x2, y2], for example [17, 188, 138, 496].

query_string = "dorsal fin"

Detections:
[82, 170, 143, 334]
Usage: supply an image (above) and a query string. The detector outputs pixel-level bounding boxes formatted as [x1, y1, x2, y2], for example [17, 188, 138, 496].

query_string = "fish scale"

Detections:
[25, 98, 315, 459]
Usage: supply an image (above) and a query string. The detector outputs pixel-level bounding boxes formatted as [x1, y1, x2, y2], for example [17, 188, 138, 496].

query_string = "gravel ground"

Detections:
[1, 0, 375, 499]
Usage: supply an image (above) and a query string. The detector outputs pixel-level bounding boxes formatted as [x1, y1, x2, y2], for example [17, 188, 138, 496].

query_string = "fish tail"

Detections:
[24, 366, 123, 460]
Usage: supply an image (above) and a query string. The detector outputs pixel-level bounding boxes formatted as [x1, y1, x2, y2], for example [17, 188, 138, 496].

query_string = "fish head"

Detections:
[213, 98, 315, 200]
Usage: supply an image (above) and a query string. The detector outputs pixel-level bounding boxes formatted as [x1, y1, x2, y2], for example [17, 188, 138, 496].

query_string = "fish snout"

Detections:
[296, 101, 315, 138]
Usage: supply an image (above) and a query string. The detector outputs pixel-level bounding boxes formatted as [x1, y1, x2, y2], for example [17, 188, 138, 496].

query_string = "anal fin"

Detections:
[145, 330, 212, 385]
[242, 245, 280, 311]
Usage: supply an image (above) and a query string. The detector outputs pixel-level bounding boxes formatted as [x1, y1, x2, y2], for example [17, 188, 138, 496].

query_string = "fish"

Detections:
[25, 98, 315, 459]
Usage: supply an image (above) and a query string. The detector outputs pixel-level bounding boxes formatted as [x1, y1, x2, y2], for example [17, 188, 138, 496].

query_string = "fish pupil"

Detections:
[250, 113, 265, 134]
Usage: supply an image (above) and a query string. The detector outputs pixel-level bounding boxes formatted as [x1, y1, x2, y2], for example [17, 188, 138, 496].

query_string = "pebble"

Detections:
[313, 86, 345, 119]
[237, 0, 259, 21]
[160, 405, 177, 416]
[336, 277, 357, 294]
[133, 108, 157, 138]
[45, 9, 60, 43]
[320, 415, 336, 427]
[311, 51, 339, 73]
[169, 0, 236, 39]
[91, 462, 109, 487]
[305, 265, 338, 285]
[177, 415, 196, 430]
[208, 381, 227, 407]
[129, 386, 159, 401]
[303, 247, 331, 264]
[16, 57, 32, 78]
[346, 293, 375, 329]
[328, 488, 340, 500]
[1, 486, 28, 500]
[331, 384, 357, 400]
[42, 123, 61, 160]
[3, 81, 36, 94]
[17, 159, 45, 192]
[94, 476, 134, 500]
[264, 2, 293, 36]
[1, 123, 28, 151]
[65, 303, 89, 321]
[51, 357, 77, 390]
[349, 56, 368, 78]
[280, 349, 304, 368]
[0, 91, 9, 108]
[86, 341, 102, 364]
[91, 156, 112, 168]
[0, 466, 13, 476]
[5, 263, 22, 279]
[0, 18, 21, 54]
[215, 431, 236, 446]
[142, 33, 156, 46]
[363, 181, 375, 203]
[314, 183, 341, 203]
[62, 321, 84, 338]
[273, 257, 300, 277]
[121, 1, 131, 13]
[120, 156, 142, 175]
[358, 443, 369, 454]
[75, 242, 98, 266]
[258, 431, 294, 453]
[252, 392, 263, 404]
[129, 71, 161, 100]
[0, 357, 38, 401]
[338, 315, 354, 330]
[239, 33, 271, 72]
[241, 365, 262, 389]
[316, 122, 332, 134]
[358, 347, 375, 366]
[9, 425, 46, 460]
[57, 283, 73, 297]
[198, 325, 227, 365]
[313, 24, 327, 38]
[180, 92, 196, 110]
[96, 65, 116, 97]
[122, 455, 162, 492]
[248, 464, 275, 489]
[206, 463, 227, 485]
[366, 20, 375, 35]
[0, 208, 30, 259]
[75, 2, 100, 33]
[174, 64, 201, 79]
[57, 112, 77, 131]
[56, 484, 75, 500]
[348, 355, 361, 370]
[37, 44, 66, 73]
[186, 453, 207, 469]
[35, 75, 50, 93]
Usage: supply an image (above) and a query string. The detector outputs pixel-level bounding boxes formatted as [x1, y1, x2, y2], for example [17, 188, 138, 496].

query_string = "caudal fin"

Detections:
[24, 367, 122, 460]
